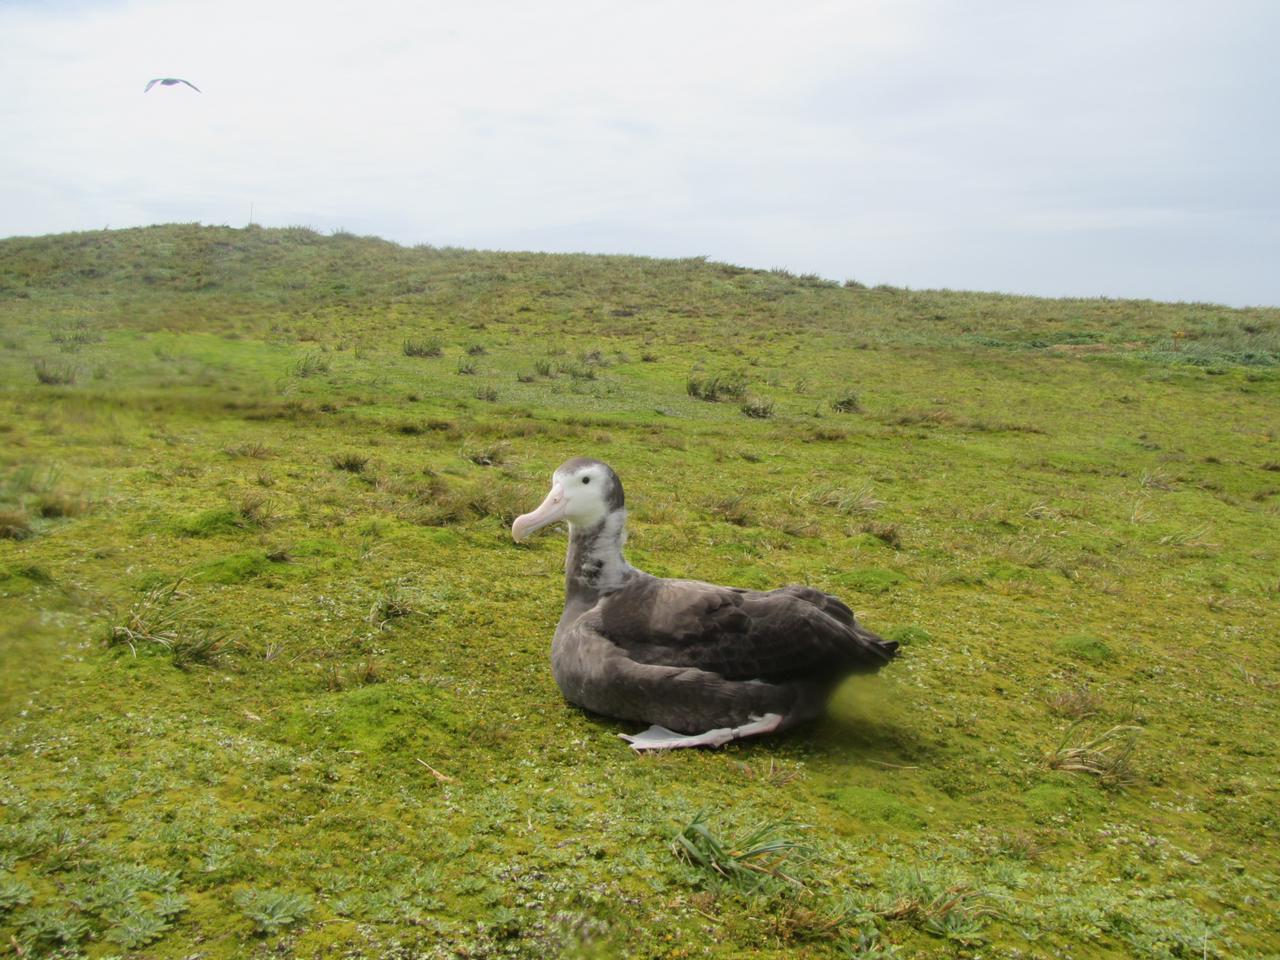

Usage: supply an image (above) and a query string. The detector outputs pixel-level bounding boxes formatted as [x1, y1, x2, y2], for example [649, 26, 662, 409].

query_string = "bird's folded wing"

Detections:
[598, 578, 891, 681]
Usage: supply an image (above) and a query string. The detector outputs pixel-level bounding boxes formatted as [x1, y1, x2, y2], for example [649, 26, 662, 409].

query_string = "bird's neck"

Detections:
[563, 509, 632, 612]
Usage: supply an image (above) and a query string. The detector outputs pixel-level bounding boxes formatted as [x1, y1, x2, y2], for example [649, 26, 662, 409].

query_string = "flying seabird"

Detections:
[144, 78, 201, 93]
[512, 458, 899, 750]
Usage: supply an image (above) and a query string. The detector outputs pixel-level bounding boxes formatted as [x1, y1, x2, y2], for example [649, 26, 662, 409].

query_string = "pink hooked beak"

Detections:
[512, 482, 567, 542]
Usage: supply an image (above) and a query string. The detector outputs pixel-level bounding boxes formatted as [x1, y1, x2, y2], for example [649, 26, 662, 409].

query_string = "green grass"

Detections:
[0, 223, 1278, 958]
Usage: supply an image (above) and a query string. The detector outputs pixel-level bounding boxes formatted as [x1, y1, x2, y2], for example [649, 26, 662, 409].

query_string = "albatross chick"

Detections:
[513, 458, 899, 750]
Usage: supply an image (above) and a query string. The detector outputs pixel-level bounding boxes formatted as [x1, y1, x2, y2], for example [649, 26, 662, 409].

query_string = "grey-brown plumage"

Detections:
[513, 458, 899, 750]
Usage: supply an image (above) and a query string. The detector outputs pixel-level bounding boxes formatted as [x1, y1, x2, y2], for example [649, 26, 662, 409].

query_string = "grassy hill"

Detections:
[1, 223, 1277, 959]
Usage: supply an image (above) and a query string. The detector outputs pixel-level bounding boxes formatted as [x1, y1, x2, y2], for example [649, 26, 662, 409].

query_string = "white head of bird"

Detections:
[511, 458, 624, 542]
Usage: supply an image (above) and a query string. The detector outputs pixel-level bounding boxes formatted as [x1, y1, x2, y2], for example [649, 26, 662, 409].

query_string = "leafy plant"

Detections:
[0, 873, 34, 912]
[105, 908, 171, 949]
[17, 905, 90, 950]
[235, 888, 314, 935]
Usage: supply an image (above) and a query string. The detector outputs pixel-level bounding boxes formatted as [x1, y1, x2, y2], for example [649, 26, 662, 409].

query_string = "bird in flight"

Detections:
[144, 78, 201, 93]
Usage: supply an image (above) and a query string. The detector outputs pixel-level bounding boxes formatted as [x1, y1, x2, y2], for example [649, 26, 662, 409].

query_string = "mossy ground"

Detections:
[0, 224, 1277, 958]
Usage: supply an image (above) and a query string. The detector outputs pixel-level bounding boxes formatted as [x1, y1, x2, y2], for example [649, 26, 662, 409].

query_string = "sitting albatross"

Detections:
[512, 458, 899, 750]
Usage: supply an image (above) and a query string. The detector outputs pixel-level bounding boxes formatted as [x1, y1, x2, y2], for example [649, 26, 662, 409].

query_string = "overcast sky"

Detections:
[2, 1, 1277, 306]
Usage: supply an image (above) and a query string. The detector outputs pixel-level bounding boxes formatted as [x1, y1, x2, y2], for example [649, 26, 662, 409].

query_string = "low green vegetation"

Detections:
[0, 223, 1278, 958]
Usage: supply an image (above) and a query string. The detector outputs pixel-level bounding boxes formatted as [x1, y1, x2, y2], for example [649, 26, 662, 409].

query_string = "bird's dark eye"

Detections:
[582, 476, 591, 484]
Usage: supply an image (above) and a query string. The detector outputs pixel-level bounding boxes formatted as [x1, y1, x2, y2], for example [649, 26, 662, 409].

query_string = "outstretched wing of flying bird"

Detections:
[144, 78, 201, 93]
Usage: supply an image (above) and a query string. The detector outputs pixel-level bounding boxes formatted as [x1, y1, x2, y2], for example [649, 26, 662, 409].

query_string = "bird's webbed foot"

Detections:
[619, 713, 783, 751]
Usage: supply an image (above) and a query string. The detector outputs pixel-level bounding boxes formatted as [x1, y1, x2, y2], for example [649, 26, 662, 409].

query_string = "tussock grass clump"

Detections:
[803, 483, 884, 515]
[292, 352, 330, 377]
[1047, 684, 1103, 719]
[673, 812, 812, 892]
[887, 408, 1044, 434]
[859, 520, 902, 548]
[234, 491, 276, 527]
[367, 585, 417, 629]
[466, 343, 487, 356]
[402, 338, 443, 357]
[463, 440, 510, 466]
[0, 509, 34, 540]
[32, 491, 89, 519]
[830, 390, 862, 413]
[456, 357, 478, 375]
[474, 385, 499, 402]
[223, 441, 273, 459]
[1045, 722, 1141, 787]
[688, 371, 748, 402]
[331, 452, 369, 473]
[740, 395, 775, 419]
[706, 495, 756, 527]
[106, 580, 231, 667]
[33, 359, 77, 385]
